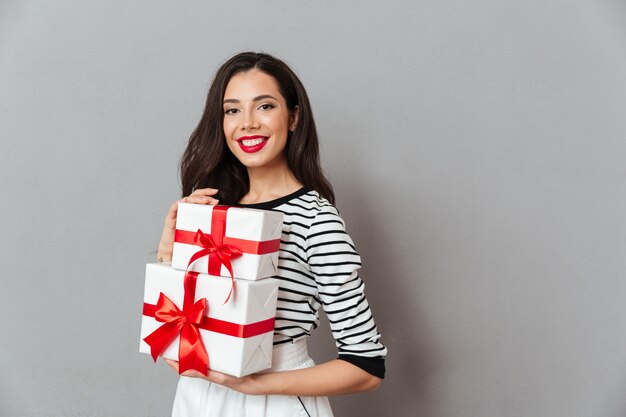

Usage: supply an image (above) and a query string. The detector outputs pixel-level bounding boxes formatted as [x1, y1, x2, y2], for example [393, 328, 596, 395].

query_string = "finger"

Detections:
[190, 188, 219, 197]
[183, 196, 219, 205]
[188, 188, 220, 205]
[164, 359, 179, 372]
[181, 369, 204, 378]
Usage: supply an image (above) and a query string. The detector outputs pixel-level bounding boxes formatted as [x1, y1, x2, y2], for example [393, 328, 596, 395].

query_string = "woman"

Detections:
[157, 51, 387, 417]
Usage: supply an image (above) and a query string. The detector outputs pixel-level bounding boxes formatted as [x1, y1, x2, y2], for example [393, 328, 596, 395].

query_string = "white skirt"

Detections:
[172, 339, 334, 417]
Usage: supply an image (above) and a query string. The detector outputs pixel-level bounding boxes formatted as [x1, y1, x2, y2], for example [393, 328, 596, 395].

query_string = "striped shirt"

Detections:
[237, 188, 387, 377]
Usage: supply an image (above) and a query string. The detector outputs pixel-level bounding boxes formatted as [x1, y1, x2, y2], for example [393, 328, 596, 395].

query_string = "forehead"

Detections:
[224, 69, 284, 101]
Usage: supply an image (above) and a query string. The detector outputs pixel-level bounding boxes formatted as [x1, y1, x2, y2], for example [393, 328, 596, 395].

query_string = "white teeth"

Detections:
[241, 138, 265, 146]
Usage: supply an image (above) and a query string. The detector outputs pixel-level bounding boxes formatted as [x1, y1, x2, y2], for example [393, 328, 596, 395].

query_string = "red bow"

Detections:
[174, 205, 282, 291]
[188, 229, 241, 303]
[143, 272, 210, 375]
[182, 206, 243, 303]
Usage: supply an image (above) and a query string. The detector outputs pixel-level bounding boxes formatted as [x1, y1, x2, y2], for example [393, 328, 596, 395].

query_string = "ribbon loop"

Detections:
[142, 273, 210, 375]
[153, 292, 184, 323]
[192, 229, 243, 267]
[186, 298, 208, 325]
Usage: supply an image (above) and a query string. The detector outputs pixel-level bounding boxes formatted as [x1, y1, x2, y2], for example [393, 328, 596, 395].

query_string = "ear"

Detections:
[289, 106, 300, 132]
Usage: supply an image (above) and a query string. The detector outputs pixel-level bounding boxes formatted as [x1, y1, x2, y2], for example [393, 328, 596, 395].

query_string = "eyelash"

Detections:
[224, 104, 275, 115]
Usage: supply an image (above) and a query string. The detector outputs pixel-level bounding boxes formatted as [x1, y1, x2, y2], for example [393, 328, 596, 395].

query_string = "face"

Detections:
[222, 69, 298, 171]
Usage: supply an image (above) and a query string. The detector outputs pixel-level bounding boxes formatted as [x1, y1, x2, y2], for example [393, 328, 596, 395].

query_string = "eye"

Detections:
[224, 108, 239, 115]
[258, 103, 275, 111]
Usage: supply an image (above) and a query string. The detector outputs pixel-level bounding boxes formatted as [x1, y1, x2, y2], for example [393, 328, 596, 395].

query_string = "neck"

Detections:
[242, 160, 302, 204]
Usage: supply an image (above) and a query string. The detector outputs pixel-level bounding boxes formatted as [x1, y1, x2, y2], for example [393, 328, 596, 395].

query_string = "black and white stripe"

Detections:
[251, 190, 387, 361]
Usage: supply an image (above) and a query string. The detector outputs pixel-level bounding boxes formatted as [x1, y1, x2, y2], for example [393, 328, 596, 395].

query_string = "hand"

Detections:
[157, 188, 219, 263]
[164, 358, 264, 395]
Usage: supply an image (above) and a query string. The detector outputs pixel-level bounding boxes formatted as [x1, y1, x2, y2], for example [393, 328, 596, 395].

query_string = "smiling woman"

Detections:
[222, 70, 298, 184]
[156, 52, 387, 417]
[176, 51, 334, 207]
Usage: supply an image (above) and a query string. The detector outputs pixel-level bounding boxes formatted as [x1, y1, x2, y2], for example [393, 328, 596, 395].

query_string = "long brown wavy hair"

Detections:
[180, 52, 335, 205]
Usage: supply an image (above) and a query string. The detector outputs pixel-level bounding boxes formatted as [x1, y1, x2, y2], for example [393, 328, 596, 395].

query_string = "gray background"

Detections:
[1, 1, 626, 416]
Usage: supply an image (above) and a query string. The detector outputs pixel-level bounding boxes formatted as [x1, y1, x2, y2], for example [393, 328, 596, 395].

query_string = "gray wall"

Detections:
[2, 1, 626, 416]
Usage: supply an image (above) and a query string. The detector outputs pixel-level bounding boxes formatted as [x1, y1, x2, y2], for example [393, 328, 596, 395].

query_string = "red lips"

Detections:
[236, 135, 269, 153]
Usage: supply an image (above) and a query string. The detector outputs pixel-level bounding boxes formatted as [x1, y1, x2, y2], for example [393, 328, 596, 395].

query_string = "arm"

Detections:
[166, 204, 386, 396]
[166, 358, 381, 396]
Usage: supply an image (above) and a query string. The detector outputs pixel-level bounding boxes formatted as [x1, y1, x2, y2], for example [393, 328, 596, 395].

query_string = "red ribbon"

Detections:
[143, 272, 210, 375]
[174, 230, 281, 257]
[174, 206, 281, 303]
[143, 304, 276, 338]
[187, 228, 241, 303]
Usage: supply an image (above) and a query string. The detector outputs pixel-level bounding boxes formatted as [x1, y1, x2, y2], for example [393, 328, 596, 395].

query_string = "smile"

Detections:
[236, 135, 269, 153]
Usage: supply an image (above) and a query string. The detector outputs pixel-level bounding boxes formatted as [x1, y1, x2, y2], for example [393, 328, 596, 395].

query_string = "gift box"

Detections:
[139, 263, 279, 377]
[172, 204, 283, 281]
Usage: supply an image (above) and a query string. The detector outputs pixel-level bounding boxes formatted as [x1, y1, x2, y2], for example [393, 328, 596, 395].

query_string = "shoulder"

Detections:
[277, 189, 342, 226]
[275, 190, 352, 248]
[290, 192, 357, 256]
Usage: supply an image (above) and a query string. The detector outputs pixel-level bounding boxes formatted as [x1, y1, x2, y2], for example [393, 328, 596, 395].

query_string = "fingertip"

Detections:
[198, 187, 219, 193]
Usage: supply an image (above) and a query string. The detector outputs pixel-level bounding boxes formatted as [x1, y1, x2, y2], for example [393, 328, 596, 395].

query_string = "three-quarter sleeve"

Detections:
[306, 205, 387, 378]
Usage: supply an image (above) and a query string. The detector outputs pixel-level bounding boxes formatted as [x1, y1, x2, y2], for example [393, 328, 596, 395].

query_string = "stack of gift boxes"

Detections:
[139, 203, 284, 377]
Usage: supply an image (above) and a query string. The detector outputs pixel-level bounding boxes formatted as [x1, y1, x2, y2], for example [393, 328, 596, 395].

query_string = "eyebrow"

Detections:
[223, 94, 279, 104]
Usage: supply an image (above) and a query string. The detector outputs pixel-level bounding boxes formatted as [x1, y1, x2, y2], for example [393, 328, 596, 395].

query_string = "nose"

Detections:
[242, 109, 260, 130]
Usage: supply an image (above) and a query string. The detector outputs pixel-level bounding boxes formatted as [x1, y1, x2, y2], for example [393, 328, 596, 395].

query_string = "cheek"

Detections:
[264, 115, 288, 133]
[223, 119, 236, 137]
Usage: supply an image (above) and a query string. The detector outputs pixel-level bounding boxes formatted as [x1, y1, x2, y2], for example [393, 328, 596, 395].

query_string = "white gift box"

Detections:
[172, 204, 283, 281]
[139, 263, 279, 377]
